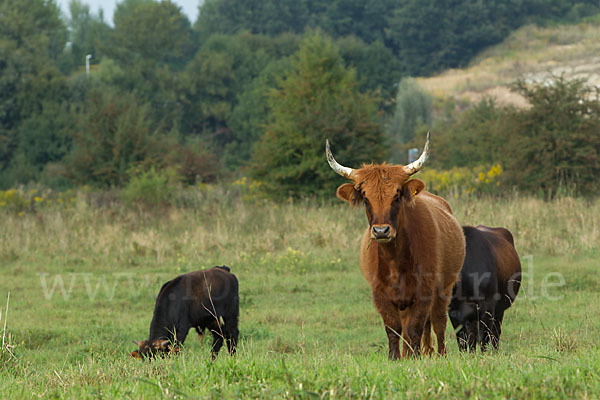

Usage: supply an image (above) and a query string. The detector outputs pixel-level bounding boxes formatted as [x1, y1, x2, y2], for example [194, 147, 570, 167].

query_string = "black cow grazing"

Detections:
[449, 226, 521, 352]
[131, 266, 239, 360]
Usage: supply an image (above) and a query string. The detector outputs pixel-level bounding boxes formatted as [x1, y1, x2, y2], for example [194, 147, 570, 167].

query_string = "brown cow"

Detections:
[326, 133, 465, 359]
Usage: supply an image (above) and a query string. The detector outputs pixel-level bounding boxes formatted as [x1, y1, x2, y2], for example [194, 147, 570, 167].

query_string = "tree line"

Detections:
[0, 0, 598, 197]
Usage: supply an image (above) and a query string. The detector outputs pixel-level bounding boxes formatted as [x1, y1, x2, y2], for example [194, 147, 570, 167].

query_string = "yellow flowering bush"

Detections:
[231, 176, 265, 201]
[418, 164, 503, 197]
[0, 187, 76, 214]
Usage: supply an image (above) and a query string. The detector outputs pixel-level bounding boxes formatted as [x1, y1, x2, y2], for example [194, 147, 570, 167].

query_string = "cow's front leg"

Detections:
[478, 301, 496, 352]
[422, 317, 434, 356]
[401, 302, 431, 358]
[373, 290, 403, 360]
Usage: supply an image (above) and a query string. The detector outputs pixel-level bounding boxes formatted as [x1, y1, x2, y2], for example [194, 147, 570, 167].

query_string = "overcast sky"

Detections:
[56, 0, 201, 24]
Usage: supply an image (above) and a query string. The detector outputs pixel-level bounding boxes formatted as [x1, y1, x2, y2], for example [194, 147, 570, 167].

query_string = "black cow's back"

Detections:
[452, 226, 498, 304]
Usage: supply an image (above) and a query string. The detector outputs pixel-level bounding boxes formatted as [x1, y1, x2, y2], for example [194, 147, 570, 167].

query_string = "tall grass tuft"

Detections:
[0, 292, 15, 365]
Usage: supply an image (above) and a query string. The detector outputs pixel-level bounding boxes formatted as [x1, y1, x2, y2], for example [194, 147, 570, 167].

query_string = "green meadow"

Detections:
[1, 190, 599, 398]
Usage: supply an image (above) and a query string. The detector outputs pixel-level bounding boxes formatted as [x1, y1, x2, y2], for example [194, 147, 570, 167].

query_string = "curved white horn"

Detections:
[404, 131, 430, 176]
[325, 139, 356, 179]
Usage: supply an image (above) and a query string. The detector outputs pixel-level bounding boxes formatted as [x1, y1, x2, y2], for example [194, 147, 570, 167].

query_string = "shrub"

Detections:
[0, 187, 76, 214]
[64, 89, 164, 187]
[120, 167, 180, 209]
[431, 76, 600, 196]
[503, 77, 600, 196]
[418, 164, 503, 197]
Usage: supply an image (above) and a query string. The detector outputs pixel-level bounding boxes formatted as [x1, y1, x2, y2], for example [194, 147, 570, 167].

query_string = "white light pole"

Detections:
[408, 148, 419, 163]
[86, 54, 92, 76]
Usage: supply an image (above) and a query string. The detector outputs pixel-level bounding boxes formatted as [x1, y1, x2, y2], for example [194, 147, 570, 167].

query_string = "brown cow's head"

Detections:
[326, 133, 430, 243]
[130, 339, 179, 359]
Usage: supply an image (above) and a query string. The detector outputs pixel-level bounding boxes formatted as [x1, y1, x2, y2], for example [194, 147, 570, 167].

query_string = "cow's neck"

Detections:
[376, 228, 414, 280]
[148, 305, 175, 342]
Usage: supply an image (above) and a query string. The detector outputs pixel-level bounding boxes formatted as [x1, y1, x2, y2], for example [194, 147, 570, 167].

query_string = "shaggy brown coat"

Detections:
[336, 164, 465, 359]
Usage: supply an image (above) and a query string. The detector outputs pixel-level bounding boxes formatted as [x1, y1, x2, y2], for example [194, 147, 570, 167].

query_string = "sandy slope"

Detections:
[417, 22, 600, 107]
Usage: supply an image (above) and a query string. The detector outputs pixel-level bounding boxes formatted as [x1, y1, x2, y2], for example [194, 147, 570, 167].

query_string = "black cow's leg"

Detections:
[492, 308, 505, 350]
[478, 302, 496, 352]
[175, 326, 189, 346]
[465, 320, 478, 352]
[210, 329, 224, 360]
[223, 314, 239, 356]
[456, 326, 469, 352]
[449, 313, 469, 352]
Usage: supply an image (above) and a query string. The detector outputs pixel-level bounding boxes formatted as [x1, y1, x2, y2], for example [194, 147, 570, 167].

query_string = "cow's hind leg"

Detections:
[431, 293, 451, 356]
[223, 313, 239, 356]
[491, 308, 505, 350]
[207, 321, 224, 360]
[210, 331, 224, 360]
[195, 327, 205, 337]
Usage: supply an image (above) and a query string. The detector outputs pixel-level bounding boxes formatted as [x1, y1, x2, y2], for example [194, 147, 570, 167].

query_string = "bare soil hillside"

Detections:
[417, 21, 600, 107]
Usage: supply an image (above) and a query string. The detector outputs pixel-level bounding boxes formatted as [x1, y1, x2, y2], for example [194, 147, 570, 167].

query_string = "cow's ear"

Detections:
[156, 339, 170, 350]
[336, 183, 361, 206]
[402, 179, 425, 204]
[130, 350, 142, 358]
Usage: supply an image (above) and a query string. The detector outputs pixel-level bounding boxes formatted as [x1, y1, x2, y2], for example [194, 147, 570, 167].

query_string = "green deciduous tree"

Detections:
[64, 89, 164, 187]
[250, 33, 386, 199]
[110, 0, 194, 69]
[388, 78, 432, 148]
[224, 57, 294, 171]
[337, 37, 402, 106]
[430, 97, 509, 169]
[315, 0, 396, 44]
[0, 0, 69, 187]
[180, 33, 298, 148]
[196, 0, 310, 39]
[504, 77, 600, 196]
[385, 0, 511, 76]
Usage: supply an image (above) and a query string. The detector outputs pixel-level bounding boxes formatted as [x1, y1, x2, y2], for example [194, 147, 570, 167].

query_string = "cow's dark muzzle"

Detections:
[372, 225, 392, 241]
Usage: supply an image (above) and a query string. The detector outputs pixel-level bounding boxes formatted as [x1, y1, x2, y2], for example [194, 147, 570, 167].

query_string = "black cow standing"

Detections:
[449, 226, 521, 352]
[131, 266, 239, 360]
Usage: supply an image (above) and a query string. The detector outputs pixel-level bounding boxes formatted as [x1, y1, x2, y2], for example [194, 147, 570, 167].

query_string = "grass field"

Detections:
[1, 189, 599, 398]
